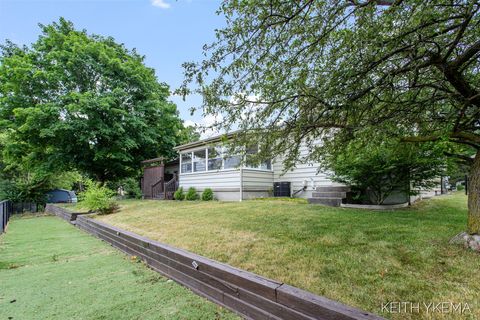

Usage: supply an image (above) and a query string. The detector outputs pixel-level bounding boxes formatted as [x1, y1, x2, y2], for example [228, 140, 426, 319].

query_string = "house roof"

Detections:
[174, 130, 241, 152]
[141, 157, 179, 166]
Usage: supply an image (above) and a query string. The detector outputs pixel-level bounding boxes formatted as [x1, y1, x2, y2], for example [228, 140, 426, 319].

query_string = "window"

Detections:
[180, 143, 272, 174]
[245, 145, 258, 168]
[224, 155, 241, 169]
[208, 146, 223, 170]
[181, 153, 192, 173]
[259, 159, 272, 170]
[193, 150, 206, 172]
[245, 144, 272, 170]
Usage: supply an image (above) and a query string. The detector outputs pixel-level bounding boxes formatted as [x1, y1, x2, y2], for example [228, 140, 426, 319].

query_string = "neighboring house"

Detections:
[172, 132, 348, 205]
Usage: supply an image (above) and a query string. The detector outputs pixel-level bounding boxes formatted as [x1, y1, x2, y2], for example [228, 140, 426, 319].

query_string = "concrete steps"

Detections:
[308, 186, 349, 207]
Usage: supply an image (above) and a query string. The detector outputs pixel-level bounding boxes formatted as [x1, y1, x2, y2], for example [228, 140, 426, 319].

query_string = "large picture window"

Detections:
[245, 145, 258, 168]
[193, 150, 206, 172]
[181, 152, 192, 173]
[245, 145, 272, 170]
[224, 154, 241, 169]
[208, 146, 223, 170]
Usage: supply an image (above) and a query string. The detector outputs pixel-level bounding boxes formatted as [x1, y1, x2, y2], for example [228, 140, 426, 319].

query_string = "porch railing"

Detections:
[164, 176, 178, 200]
[151, 178, 164, 199]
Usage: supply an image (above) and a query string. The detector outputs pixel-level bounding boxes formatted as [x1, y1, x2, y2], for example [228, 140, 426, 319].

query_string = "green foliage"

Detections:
[181, 1, 479, 230]
[121, 177, 142, 199]
[185, 187, 199, 201]
[80, 180, 118, 214]
[49, 171, 83, 190]
[181, 1, 479, 176]
[0, 166, 82, 203]
[107, 177, 142, 199]
[201, 188, 214, 201]
[322, 139, 446, 205]
[0, 18, 184, 183]
[173, 187, 185, 201]
[178, 125, 201, 144]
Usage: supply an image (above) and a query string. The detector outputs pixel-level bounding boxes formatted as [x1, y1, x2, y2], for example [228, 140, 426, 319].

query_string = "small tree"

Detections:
[174, 187, 185, 201]
[185, 187, 199, 201]
[201, 188, 214, 201]
[323, 140, 446, 205]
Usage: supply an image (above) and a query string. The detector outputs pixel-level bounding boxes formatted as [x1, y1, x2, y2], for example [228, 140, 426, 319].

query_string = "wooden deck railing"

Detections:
[151, 178, 164, 199]
[164, 176, 178, 200]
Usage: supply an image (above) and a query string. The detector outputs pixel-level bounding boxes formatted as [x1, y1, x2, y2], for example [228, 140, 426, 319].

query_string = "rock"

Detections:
[449, 232, 469, 244]
[450, 232, 480, 252]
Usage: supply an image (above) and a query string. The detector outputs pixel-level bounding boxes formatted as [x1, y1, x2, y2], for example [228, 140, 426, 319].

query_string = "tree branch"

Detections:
[444, 151, 474, 165]
[451, 39, 480, 68]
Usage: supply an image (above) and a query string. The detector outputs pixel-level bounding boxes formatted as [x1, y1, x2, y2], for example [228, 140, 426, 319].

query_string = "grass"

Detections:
[83, 193, 480, 319]
[0, 215, 237, 320]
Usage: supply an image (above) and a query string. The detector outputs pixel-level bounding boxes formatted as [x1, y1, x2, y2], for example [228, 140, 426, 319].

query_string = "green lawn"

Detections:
[0, 216, 237, 320]
[87, 193, 479, 320]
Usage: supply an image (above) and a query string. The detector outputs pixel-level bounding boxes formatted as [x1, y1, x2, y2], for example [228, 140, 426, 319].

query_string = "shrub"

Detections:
[80, 180, 118, 215]
[321, 139, 446, 205]
[185, 187, 199, 201]
[174, 187, 185, 200]
[201, 188, 214, 201]
[121, 177, 142, 199]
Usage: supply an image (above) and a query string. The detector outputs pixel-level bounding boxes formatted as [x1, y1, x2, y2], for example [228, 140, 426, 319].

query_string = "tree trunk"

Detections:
[467, 150, 480, 234]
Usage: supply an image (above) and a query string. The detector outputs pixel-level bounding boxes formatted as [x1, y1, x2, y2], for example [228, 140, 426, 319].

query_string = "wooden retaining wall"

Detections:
[46, 205, 384, 320]
[45, 204, 87, 223]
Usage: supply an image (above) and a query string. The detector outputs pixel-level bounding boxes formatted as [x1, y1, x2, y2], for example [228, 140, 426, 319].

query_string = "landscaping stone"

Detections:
[450, 232, 480, 252]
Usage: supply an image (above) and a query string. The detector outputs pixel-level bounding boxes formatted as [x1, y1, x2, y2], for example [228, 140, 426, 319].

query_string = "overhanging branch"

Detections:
[401, 136, 440, 142]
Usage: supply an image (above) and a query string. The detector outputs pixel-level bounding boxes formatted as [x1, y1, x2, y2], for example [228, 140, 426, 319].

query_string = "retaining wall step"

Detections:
[307, 198, 343, 207]
[46, 205, 384, 320]
[311, 192, 346, 198]
[314, 186, 350, 193]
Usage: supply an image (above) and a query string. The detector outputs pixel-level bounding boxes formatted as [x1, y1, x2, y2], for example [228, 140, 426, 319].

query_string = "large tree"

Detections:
[0, 18, 183, 183]
[181, 1, 480, 234]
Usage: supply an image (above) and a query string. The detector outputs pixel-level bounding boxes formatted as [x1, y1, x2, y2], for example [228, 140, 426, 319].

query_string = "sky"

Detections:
[0, 0, 224, 127]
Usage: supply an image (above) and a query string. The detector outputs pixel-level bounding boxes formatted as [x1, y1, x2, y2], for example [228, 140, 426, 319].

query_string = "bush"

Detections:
[185, 187, 199, 201]
[120, 177, 142, 199]
[80, 180, 118, 215]
[174, 187, 185, 200]
[321, 139, 446, 205]
[201, 188, 214, 201]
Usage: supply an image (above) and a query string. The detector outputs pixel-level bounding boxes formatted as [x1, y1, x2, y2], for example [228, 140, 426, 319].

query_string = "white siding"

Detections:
[177, 139, 343, 200]
[272, 144, 341, 198]
[179, 169, 240, 191]
[242, 169, 274, 191]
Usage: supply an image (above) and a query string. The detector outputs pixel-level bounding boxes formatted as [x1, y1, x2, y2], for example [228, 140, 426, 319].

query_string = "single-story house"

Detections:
[141, 132, 442, 205]
[142, 132, 349, 205]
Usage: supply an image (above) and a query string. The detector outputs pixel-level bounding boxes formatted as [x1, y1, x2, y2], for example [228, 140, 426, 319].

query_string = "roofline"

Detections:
[174, 131, 241, 151]
[141, 157, 165, 164]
